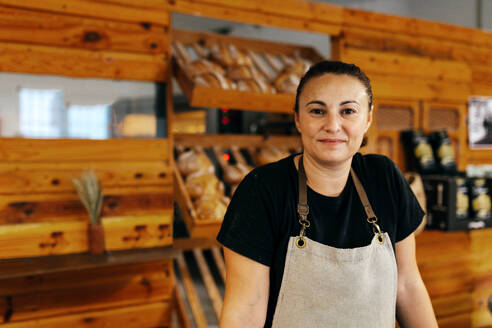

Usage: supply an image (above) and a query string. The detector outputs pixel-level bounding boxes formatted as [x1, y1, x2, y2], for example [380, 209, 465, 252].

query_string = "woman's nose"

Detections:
[323, 112, 341, 132]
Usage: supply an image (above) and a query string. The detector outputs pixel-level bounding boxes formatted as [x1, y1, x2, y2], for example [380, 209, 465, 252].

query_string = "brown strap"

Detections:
[350, 168, 377, 220]
[297, 156, 309, 219]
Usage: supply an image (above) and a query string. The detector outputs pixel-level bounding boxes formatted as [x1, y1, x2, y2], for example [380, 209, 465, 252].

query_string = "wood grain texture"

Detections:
[0, 260, 173, 323]
[167, 0, 341, 34]
[0, 213, 172, 259]
[0, 0, 170, 25]
[0, 301, 171, 328]
[0, 138, 169, 162]
[0, 5, 168, 54]
[0, 189, 173, 224]
[0, 41, 168, 81]
[0, 162, 171, 195]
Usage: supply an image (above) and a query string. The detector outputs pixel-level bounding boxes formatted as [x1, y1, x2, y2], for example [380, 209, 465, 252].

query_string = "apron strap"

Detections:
[296, 155, 384, 247]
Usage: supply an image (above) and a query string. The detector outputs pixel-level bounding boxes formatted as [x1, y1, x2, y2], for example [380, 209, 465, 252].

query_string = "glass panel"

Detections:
[0, 72, 159, 139]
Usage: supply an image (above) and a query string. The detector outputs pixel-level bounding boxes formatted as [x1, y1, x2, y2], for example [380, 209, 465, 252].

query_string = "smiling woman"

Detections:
[217, 60, 439, 328]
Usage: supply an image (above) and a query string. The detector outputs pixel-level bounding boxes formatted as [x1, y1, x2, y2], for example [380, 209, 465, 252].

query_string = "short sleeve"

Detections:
[389, 161, 425, 242]
[217, 170, 275, 266]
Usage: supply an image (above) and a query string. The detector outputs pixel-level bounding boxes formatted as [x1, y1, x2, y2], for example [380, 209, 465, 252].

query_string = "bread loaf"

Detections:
[222, 162, 253, 185]
[185, 172, 224, 200]
[227, 65, 263, 81]
[210, 43, 253, 67]
[236, 78, 276, 94]
[177, 149, 214, 177]
[187, 59, 225, 77]
[194, 195, 229, 221]
[194, 71, 236, 90]
[274, 59, 311, 94]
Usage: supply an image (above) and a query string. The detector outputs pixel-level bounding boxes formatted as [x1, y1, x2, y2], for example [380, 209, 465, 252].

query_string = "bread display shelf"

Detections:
[174, 133, 301, 238]
[172, 29, 324, 113]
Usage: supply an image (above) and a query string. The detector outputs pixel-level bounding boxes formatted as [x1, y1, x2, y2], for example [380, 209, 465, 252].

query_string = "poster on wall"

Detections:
[468, 97, 492, 149]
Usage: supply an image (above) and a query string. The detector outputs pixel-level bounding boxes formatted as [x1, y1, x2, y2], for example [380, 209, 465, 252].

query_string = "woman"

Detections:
[217, 61, 438, 327]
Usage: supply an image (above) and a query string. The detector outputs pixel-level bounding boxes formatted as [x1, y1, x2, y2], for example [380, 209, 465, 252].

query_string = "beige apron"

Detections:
[271, 157, 398, 328]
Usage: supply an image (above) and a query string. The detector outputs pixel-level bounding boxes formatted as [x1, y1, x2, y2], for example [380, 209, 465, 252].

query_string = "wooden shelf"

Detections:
[172, 29, 324, 113]
[0, 245, 178, 280]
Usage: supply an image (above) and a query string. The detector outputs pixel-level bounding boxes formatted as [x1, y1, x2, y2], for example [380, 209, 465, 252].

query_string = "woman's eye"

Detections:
[310, 108, 325, 115]
[341, 108, 356, 115]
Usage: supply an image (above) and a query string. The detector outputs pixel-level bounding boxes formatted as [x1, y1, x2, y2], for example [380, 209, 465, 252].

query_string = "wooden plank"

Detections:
[370, 74, 470, 102]
[173, 287, 192, 328]
[0, 301, 171, 328]
[0, 0, 170, 25]
[0, 189, 173, 225]
[192, 249, 222, 318]
[342, 7, 492, 48]
[176, 252, 208, 328]
[471, 229, 492, 276]
[472, 276, 492, 328]
[0, 162, 171, 195]
[0, 5, 168, 54]
[0, 247, 177, 280]
[0, 138, 169, 162]
[341, 27, 492, 66]
[211, 247, 226, 283]
[471, 83, 492, 97]
[167, 0, 341, 35]
[339, 47, 472, 83]
[0, 261, 173, 323]
[0, 213, 173, 259]
[437, 312, 471, 328]
[431, 292, 473, 319]
[0, 42, 168, 81]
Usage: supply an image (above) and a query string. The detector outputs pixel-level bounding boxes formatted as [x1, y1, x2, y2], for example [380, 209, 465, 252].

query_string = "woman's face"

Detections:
[295, 73, 372, 167]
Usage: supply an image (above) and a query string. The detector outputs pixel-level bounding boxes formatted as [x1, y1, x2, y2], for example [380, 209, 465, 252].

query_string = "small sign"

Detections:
[469, 97, 492, 149]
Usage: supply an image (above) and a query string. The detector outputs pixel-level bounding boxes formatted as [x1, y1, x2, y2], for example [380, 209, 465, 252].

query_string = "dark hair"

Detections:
[294, 60, 373, 113]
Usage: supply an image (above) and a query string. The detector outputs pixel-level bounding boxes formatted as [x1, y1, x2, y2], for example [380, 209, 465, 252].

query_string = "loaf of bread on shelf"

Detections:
[210, 43, 253, 67]
[194, 195, 230, 221]
[256, 146, 291, 166]
[186, 59, 225, 78]
[236, 78, 276, 94]
[194, 72, 236, 90]
[227, 65, 264, 81]
[177, 149, 214, 177]
[185, 172, 224, 200]
[274, 59, 311, 94]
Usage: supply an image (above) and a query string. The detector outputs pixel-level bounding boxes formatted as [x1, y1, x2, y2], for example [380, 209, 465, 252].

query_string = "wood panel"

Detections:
[0, 42, 168, 81]
[0, 139, 169, 162]
[0, 5, 168, 54]
[174, 133, 301, 149]
[0, 301, 171, 328]
[0, 188, 173, 224]
[0, 0, 170, 25]
[339, 27, 492, 67]
[0, 260, 173, 323]
[0, 162, 171, 194]
[0, 212, 172, 259]
[342, 8, 492, 48]
[339, 47, 471, 83]
[167, 0, 341, 35]
[369, 74, 470, 102]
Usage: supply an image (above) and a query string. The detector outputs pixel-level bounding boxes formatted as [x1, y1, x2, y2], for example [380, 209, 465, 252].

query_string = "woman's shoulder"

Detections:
[246, 154, 296, 185]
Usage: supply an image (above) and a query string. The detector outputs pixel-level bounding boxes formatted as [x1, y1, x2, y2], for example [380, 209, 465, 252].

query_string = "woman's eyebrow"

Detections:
[340, 100, 359, 106]
[306, 100, 326, 106]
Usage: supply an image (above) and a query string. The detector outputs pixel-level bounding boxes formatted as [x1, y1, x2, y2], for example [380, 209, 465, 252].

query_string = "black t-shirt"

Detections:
[217, 153, 424, 327]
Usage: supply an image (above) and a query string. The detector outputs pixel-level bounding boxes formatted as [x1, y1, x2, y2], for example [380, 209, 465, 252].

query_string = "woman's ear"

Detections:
[294, 112, 301, 133]
[365, 107, 373, 133]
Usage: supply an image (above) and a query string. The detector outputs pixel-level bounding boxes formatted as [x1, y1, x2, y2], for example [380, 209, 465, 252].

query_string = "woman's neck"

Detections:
[294, 153, 352, 197]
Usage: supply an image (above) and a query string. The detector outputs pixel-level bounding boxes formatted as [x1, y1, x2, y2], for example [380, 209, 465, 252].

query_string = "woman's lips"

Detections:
[318, 138, 347, 145]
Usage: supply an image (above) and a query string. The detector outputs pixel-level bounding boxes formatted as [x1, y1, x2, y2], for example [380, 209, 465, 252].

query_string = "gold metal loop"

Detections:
[372, 222, 384, 245]
[298, 219, 310, 228]
[296, 236, 306, 249]
[367, 216, 377, 224]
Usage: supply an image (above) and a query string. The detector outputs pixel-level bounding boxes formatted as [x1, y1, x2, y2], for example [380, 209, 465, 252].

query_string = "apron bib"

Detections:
[271, 157, 398, 328]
